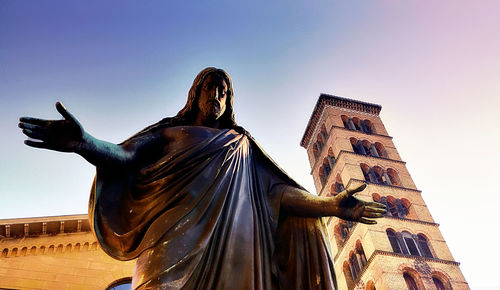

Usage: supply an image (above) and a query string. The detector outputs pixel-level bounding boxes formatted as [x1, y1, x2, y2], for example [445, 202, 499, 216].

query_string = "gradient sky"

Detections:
[1, 1, 499, 288]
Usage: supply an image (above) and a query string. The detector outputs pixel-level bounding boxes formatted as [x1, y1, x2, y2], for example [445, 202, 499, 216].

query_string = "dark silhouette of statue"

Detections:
[19, 67, 385, 289]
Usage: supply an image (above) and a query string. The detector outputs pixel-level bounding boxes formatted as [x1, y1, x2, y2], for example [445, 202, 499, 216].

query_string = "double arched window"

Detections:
[360, 164, 401, 186]
[341, 115, 375, 134]
[386, 229, 433, 258]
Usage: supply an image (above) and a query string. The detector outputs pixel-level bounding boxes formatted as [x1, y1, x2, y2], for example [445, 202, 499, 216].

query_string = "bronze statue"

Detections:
[19, 67, 386, 289]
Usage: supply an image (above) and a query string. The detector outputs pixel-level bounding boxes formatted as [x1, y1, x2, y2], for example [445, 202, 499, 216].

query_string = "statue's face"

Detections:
[197, 73, 228, 123]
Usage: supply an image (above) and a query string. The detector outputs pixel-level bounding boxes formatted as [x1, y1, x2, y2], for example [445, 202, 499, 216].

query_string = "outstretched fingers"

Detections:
[19, 122, 48, 140]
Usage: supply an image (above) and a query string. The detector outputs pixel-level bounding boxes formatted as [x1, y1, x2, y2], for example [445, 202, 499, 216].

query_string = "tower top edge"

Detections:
[300, 94, 382, 148]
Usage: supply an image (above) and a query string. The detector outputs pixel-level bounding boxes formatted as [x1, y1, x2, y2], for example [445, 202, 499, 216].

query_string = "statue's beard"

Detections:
[202, 103, 224, 123]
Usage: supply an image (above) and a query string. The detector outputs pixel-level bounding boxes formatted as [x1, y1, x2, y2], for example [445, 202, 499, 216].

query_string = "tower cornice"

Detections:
[300, 94, 382, 148]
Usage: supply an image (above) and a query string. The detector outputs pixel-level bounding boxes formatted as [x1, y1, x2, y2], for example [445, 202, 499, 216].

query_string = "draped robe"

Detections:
[89, 125, 336, 289]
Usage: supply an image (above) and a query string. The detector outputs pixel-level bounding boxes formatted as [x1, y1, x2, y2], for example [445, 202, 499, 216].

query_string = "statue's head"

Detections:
[175, 67, 236, 129]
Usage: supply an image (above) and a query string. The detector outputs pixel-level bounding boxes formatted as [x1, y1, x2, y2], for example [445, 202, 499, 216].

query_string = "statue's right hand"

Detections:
[19, 102, 85, 153]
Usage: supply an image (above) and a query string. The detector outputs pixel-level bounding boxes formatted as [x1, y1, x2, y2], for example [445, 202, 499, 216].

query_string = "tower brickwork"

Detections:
[301, 94, 468, 290]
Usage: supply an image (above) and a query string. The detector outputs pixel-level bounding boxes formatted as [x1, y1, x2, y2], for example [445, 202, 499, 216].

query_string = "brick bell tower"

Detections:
[300, 94, 468, 290]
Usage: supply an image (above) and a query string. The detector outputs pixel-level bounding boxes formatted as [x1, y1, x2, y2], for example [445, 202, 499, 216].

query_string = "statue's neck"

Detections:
[192, 114, 223, 129]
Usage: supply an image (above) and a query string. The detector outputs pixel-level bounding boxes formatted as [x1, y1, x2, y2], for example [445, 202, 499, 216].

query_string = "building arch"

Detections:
[106, 277, 133, 290]
[372, 166, 384, 184]
[386, 168, 401, 186]
[416, 233, 433, 258]
[374, 142, 387, 158]
[331, 174, 345, 196]
[362, 119, 375, 134]
[352, 117, 362, 131]
[401, 231, 420, 256]
[431, 271, 453, 290]
[355, 240, 368, 270]
[386, 229, 402, 254]
[320, 123, 328, 142]
[343, 261, 354, 287]
[402, 268, 425, 290]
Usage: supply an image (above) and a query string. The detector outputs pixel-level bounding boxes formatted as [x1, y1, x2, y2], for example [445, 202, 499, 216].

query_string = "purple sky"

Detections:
[1, 1, 499, 288]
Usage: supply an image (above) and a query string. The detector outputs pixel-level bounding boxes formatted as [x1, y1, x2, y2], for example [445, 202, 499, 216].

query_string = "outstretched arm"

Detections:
[280, 183, 386, 224]
[19, 102, 138, 170]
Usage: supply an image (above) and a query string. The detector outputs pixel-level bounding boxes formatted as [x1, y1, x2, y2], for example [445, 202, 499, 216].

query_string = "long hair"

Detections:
[172, 67, 237, 129]
[122, 67, 247, 144]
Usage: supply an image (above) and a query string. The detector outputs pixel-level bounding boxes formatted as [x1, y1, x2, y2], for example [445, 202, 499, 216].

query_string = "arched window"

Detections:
[319, 167, 326, 187]
[338, 220, 355, 245]
[386, 168, 401, 186]
[386, 196, 399, 217]
[433, 277, 445, 290]
[417, 234, 433, 258]
[402, 231, 420, 256]
[331, 174, 344, 196]
[350, 138, 362, 154]
[106, 277, 132, 290]
[320, 124, 328, 142]
[372, 166, 384, 184]
[355, 240, 367, 269]
[362, 119, 374, 134]
[352, 117, 362, 131]
[374, 142, 387, 158]
[403, 273, 419, 290]
[343, 261, 354, 287]
[349, 251, 361, 280]
[1, 249, 7, 258]
[360, 163, 371, 182]
[362, 140, 372, 156]
[341, 115, 350, 129]
[323, 157, 331, 177]
[386, 229, 402, 254]
[431, 272, 451, 290]
[327, 148, 335, 168]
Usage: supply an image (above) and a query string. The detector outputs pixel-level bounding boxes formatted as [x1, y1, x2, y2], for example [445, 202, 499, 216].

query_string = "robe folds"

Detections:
[89, 125, 336, 289]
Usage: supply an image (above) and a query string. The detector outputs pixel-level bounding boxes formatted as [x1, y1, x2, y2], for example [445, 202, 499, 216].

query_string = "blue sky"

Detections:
[1, 1, 499, 288]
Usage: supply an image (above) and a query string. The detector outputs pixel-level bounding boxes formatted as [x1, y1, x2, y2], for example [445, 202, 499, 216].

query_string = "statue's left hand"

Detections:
[334, 183, 386, 224]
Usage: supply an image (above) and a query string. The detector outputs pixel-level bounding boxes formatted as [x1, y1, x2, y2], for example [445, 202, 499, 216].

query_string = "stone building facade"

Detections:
[0, 214, 134, 289]
[300, 94, 469, 289]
